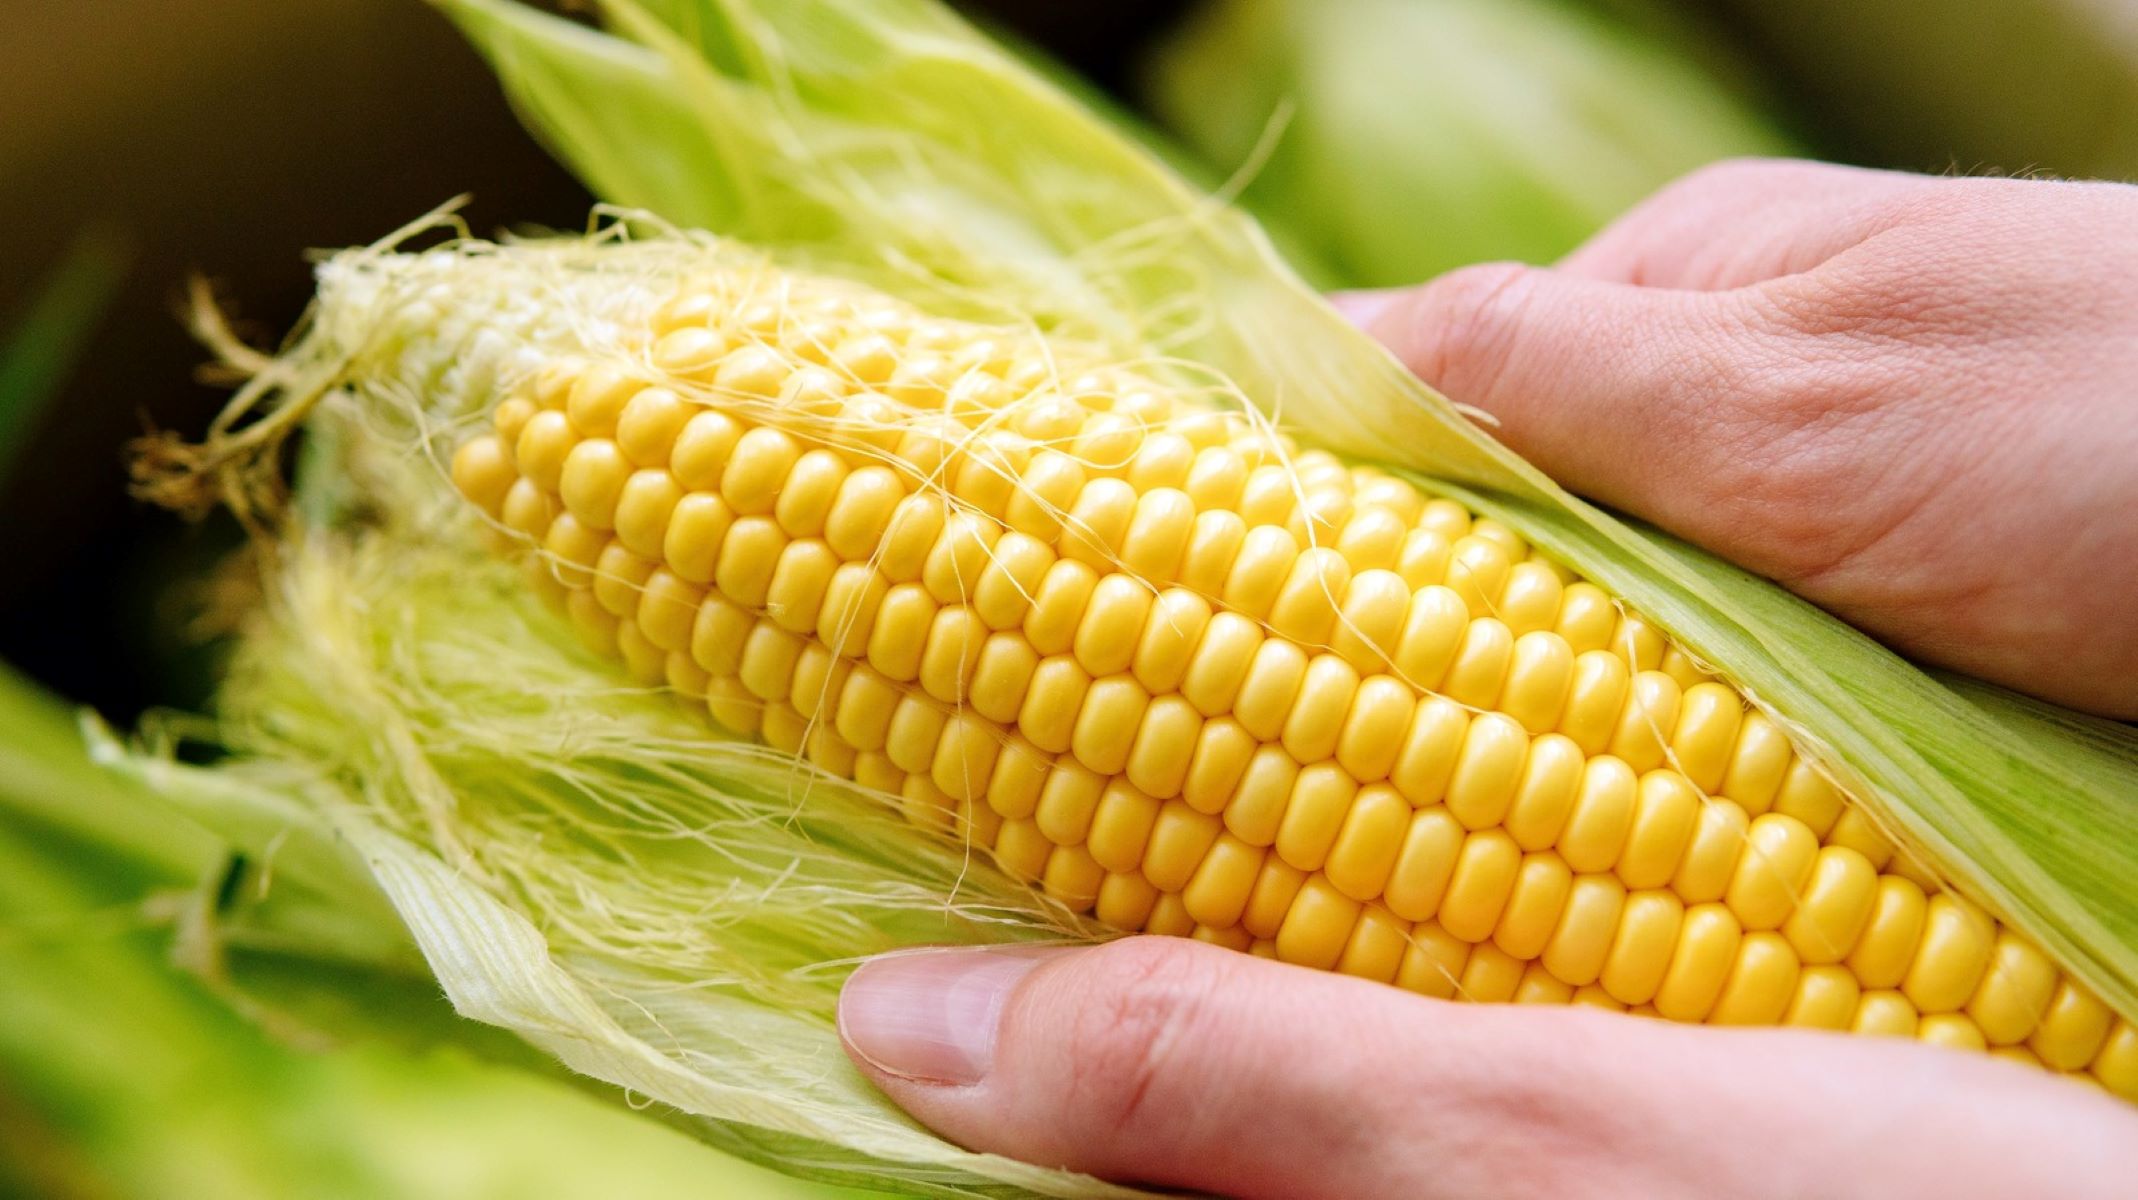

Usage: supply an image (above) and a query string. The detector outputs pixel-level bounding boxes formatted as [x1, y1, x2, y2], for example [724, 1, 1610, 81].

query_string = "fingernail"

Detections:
[1327, 288, 1399, 328]
[838, 946, 1051, 1086]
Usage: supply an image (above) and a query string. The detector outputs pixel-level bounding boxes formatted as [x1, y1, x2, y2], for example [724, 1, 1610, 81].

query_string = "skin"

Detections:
[838, 163, 2138, 1196]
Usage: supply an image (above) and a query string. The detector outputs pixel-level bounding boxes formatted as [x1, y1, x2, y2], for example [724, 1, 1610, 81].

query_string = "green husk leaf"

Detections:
[1142, 0, 1796, 285]
[135, 0, 2138, 1194]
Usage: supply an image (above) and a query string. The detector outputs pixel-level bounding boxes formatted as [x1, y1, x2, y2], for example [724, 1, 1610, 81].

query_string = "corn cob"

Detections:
[446, 261, 2135, 1100]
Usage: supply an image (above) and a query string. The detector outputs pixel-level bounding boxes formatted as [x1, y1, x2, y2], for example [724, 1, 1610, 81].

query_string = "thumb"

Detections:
[1334, 262, 1767, 534]
[837, 937, 2133, 1199]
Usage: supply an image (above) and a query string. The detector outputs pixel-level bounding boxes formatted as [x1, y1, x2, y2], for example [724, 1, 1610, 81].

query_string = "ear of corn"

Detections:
[130, 0, 2138, 1195]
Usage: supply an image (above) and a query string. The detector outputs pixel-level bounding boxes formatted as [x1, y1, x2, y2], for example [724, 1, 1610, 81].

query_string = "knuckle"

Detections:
[1402, 260, 1538, 403]
[1060, 939, 1232, 1137]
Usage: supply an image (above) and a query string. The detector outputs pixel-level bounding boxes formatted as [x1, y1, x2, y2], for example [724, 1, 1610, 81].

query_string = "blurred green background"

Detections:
[0, 1, 2129, 1196]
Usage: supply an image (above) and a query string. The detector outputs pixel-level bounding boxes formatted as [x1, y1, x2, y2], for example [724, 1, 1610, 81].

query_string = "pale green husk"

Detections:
[130, 1, 2137, 1196]
[1143, 0, 1795, 285]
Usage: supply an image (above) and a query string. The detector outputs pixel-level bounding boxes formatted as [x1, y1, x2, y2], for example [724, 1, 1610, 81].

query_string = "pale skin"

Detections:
[838, 162, 2138, 1197]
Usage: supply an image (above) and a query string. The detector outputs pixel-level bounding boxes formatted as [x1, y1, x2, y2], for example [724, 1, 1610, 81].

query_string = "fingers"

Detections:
[1336, 261, 1777, 554]
[839, 938, 2138, 1199]
[1555, 158, 1941, 289]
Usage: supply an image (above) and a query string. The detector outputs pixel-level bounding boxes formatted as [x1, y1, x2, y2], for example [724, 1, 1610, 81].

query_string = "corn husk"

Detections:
[1142, 0, 1795, 284]
[122, 1, 2138, 1196]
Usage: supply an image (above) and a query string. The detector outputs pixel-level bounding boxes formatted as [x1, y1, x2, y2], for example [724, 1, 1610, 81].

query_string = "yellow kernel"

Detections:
[1725, 812, 1820, 931]
[1275, 874, 1362, 972]
[1017, 655, 1091, 754]
[668, 410, 745, 492]
[1095, 871, 1161, 930]
[1023, 559, 1100, 657]
[1388, 696, 1470, 807]
[918, 605, 985, 703]
[1558, 755, 1636, 873]
[971, 532, 1056, 631]
[1493, 850, 1573, 960]
[721, 426, 802, 516]
[1710, 931, 1801, 1026]
[1553, 583, 1617, 654]
[1601, 889, 1685, 1006]
[1126, 695, 1203, 799]
[1233, 639, 1311, 742]
[515, 409, 577, 493]
[1459, 941, 1525, 1003]
[1273, 762, 1358, 872]
[1444, 712, 1529, 830]
[2029, 981, 2113, 1070]
[1616, 769, 1699, 890]
[1503, 733, 1584, 851]
[1853, 990, 1920, 1038]
[1268, 548, 1352, 646]
[1180, 611, 1264, 717]
[985, 738, 1050, 821]
[592, 543, 655, 619]
[1782, 845, 1879, 964]
[1557, 649, 1630, 756]
[1902, 894, 1994, 1014]
[1785, 964, 1862, 1030]
[1181, 717, 1256, 815]
[1336, 905, 1410, 984]
[1087, 779, 1161, 873]
[1966, 933, 2060, 1046]
[1334, 675, 1415, 783]
[1669, 796, 1749, 903]
[773, 450, 849, 539]
[1719, 711, 1792, 814]
[1437, 828, 1521, 943]
[1394, 921, 1470, 999]
[1144, 799, 1223, 892]
[1382, 805, 1465, 922]
[1542, 873, 1628, 988]
[1131, 588, 1213, 695]
[1119, 487, 1197, 582]
[1182, 833, 1264, 928]
[1771, 757, 1845, 839]
[1670, 682, 1742, 793]
[821, 466, 905, 561]
[1072, 674, 1150, 776]
[451, 435, 516, 517]
[1653, 902, 1743, 1022]
[1059, 477, 1137, 568]
[1072, 574, 1153, 677]
[1323, 784, 1409, 901]
[1241, 855, 1308, 939]
[1847, 874, 1930, 989]
[1281, 654, 1361, 763]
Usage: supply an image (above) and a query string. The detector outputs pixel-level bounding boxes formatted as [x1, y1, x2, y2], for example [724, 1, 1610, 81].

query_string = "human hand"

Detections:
[1334, 160, 2138, 719]
[838, 938, 2138, 1197]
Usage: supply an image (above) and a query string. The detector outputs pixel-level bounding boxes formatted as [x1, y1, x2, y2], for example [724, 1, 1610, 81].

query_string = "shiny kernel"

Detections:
[1233, 639, 1310, 742]
[1131, 589, 1213, 695]
[1719, 711, 1793, 814]
[1601, 889, 1685, 1006]
[1902, 894, 1994, 1014]
[1847, 875, 1929, 989]
[492, 394, 537, 445]
[1096, 871, 1161, 930]
[1059, 478, 1137, 568]
[1557, 649, 1630, 756]
[985, 738, 1050, 821]
[1493, 851, 1573, 960]
[764, 539, 838, 635]
[1654, 903, 1743, 1022]
[865, 583, 936, 681]
[2089, 1021, 2138, 1099]
[1918, 1013, 1988, 1053]
[969, 632, 1040, 724]
[703, 677, 762, 736]
[1017, 655, 1091, 754]
[668, 410, 745, 492]
[1479, 554, 1558, 637]
[876, 494, 946, 582]
[1558, 755, 1636, 873]
[1235, 463, 1297, 528]
[1725, 812, 1820, 931]
[688, 592, 754, 677]
[1039, 843, 1105, 911]
[1241, 856, 1308, 939]
[1616, 770, 1700, 890]
[515, 409, 577, 493]
[788, 644, 851, 720]
[1072, 675, 1150, 776]
[920, 513, 1000, 606]
[1504, 733, 1584, 851]
[1072, 575, 1153, 677]
[1333, 508, 1407, 573]
[1416, 498, 1472, 542]
[1394, 529, 1454, 591]
[1335, 675, 1415, 783]
[1785, 965, 1862, 1030]
[1144, 800, 1223, 892]
[1183, 445, 1249, 512]
[1554, 583, 1618, 654]
[613, 469, 684, 559]
[1444, 535, 1512, 616]
[883, 696, 948, 775]
[1607, 670, 1682, 773]
[1395, 921, 1470, 999]
[1669, 797, 1749, 903]
[1028, 760, 1104, 847]
[1382, 806, 1465, 922]
[1610, 612, 1668, 672]
[1177, 509, 1247, 597]
[1126, 432, 1196, 492]
[2029, 982, 2113, 1070]
[1329, 569, 1410, 674]
[1180, 612, 1264, 717]
[1670, 682, 1743, 793]
[1323, 784, 1409, 902]
[1438, 829, 1521, 943]
[773, 450, 849, 539]
[592, 543, 655, 619]
[1223, 746, 1301, 847]
[616, 391, 691, 469]
[540, 514, 607, 590]
[1336, 906, 1410, 984]
[1710, 932, 1801, 1026]
[1086, 779, 1161, 872]
[635, 570, 703, 653]
[737, 621, 805, 701]
[1188, 718, 1248, 812]
[1269, 548, 1352, 646]
[1120, 487, 1197, 582]
[1274, 762, 1358, 872]
[918, 605, 985, 703]
[1388, 696, 1469, 808]
[559, 439, 631, 530]
[1444, 712, 1529, 831]
[992, 818, 1052, 880]
[1222, 525, 1303, 621]
[971, 532, 1055, 631]
[1126, 695, 1202, 799]
[1500, 630, 1575, 734]
[932, 712, 1000, 803]
[1826, 807, 1895, 871]
[1275, 875, 1361, 972]
[816, 563, 887, 657]
[1004, 450, 1084, 542]
[1281, 655, 1360, 763]
[1854, 990, 1921, 1038]
[1459, 942, 1525, 1003]
[1023, 559, 1100, 657]
[566, 362, 637, 437]
[1966, 933, 2060, 1045]
[1182, 833, 1264, 928]
[720, 426, 801, 516]
[821, 466, 905, 561]
[1782, 845, 1879, 964]
[1542, 873, 1628, 987]
[1771, 758, 1845, 838]
[451, 435, 516, 517]
[500, 478, 557, 541]
[615, 620, 666, 684]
